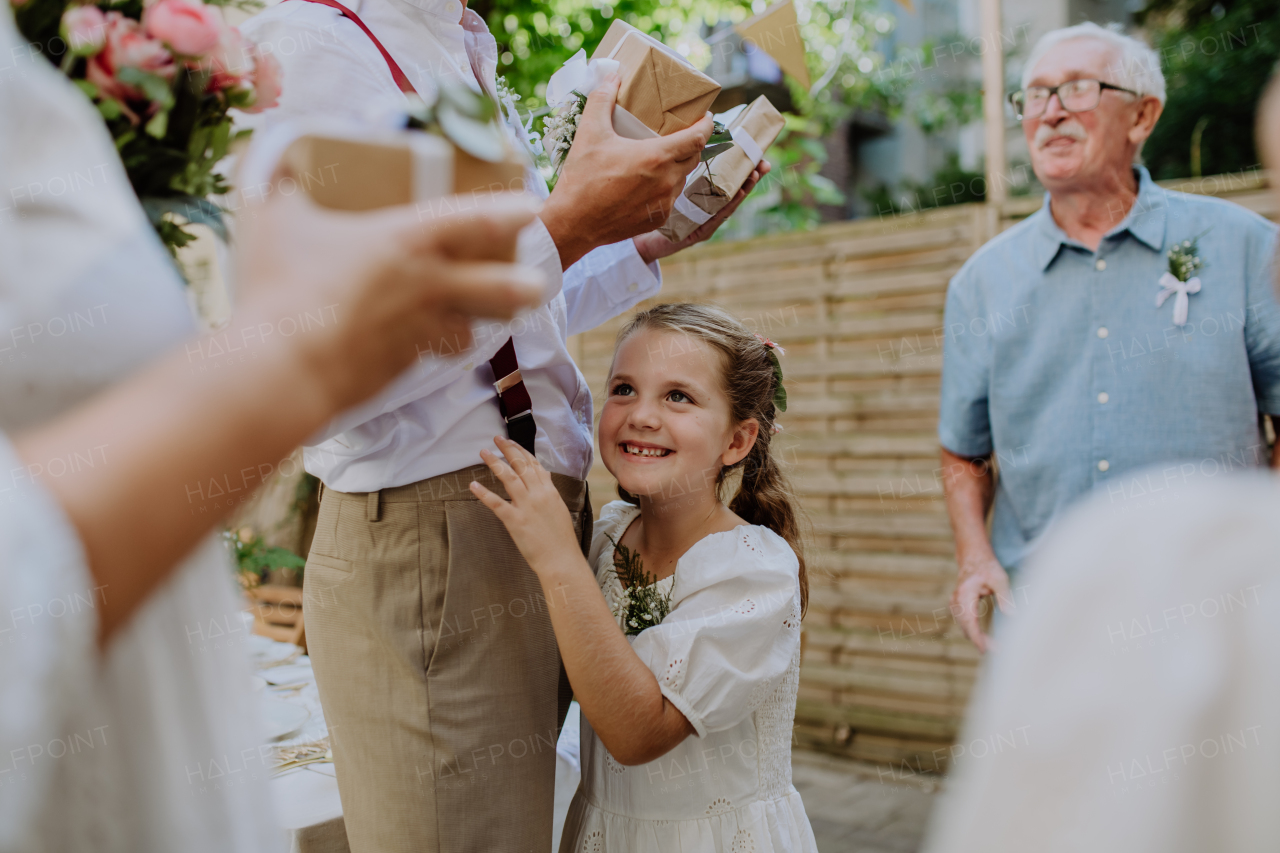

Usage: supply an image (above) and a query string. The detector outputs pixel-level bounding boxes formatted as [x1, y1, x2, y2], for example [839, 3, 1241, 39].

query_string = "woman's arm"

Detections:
[16, 192, 542, 644]
[471, 437, 694, 765]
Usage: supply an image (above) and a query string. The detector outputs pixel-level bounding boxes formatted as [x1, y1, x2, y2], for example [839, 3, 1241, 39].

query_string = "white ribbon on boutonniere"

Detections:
[1155, 271, 1202, 327]
[1156, 234, 1207, 327]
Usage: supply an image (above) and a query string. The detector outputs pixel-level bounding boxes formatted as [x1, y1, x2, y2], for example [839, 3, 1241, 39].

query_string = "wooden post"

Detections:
[980, 0, 1007, 239]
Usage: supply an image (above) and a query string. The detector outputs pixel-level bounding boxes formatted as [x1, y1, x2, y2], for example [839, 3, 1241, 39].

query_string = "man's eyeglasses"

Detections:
[1009, 79, 1141, 121]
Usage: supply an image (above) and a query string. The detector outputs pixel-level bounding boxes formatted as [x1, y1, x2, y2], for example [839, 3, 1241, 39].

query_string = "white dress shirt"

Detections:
[0, 7, 280, 850]
[238, 0, 663, 491]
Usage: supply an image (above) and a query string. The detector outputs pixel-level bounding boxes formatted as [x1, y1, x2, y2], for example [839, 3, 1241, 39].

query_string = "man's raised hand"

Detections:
[539, 73, 713, 270]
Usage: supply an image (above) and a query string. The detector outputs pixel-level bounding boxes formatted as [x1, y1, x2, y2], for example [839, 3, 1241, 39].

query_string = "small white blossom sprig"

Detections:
[495, 75, 542, 157]
[605, 532, 673, 637]
[1156, 231, 1209, 327]
[542, 90, 588, 178]
[1166, 235, 1205, 283]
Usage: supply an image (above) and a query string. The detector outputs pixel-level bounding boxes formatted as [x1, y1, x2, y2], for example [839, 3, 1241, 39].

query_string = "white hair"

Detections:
[1021, 22, 1166, 105]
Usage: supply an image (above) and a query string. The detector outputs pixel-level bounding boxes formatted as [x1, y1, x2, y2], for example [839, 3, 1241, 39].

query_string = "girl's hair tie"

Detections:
[753, 333, 786, 356]
[753, 333, 787, 414]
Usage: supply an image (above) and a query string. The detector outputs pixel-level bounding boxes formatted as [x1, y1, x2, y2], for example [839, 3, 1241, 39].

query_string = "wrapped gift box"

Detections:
[279, 131, 527, 260]
[591, 19, 720, 137]
[658, 96, 785, 242]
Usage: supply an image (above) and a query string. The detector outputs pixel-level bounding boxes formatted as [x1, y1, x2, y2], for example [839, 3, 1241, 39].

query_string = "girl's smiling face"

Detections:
[599, 328, 758, 505]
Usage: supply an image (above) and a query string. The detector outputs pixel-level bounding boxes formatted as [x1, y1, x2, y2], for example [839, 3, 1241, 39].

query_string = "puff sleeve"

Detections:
[628, 525, 802, 738]
[587, 500, 641, 582]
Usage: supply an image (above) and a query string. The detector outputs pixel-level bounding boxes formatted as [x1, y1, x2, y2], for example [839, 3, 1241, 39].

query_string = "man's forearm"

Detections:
[539, 204, 596, 272]
[940, 448, 997, 561]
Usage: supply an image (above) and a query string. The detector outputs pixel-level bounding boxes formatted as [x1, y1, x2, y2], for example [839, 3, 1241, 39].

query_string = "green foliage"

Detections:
[224, 529, 306, 581]
[606, 533, 674, 636]
[862, 152, 986, 216]
[911, 85, 983, 136]
[1139, 0, 1280, 179]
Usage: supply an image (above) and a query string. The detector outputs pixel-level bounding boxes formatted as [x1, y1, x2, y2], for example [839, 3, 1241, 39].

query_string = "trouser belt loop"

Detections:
[367, 489, 381, 522]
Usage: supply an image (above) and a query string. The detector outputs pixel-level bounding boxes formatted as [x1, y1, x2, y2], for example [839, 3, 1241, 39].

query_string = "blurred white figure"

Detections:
[923, 469, 1280, 853]
[0, 8, 279, 853]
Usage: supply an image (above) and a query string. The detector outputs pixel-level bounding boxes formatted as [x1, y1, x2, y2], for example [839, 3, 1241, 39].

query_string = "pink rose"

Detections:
[143, 0, 222, 58]
[85, 12, 175, 115]
[239, 48, 281, 113]
[61, 5, 107, 57]
[201, 23, 253, 93]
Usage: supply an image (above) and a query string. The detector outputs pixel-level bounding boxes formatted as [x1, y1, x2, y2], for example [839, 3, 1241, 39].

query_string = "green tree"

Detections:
[1139, 0, 1280, 179]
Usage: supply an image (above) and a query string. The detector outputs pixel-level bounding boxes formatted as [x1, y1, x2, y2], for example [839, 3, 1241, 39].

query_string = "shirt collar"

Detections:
[1031, 165, 1168, 271]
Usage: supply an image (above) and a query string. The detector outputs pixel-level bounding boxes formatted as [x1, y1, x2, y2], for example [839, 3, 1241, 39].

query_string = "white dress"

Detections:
[0, 6, 281, 851]
[560, 501, 818, 853]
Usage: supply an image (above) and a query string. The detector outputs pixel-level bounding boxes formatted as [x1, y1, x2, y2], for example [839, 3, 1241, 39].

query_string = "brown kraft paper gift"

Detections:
[591, 19, 720, 136]
[282, 133, 527, 260]
[658, 95, 785, 242]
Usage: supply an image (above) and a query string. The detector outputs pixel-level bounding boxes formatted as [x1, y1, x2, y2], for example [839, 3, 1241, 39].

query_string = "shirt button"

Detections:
[463, 361, 475, 371]
[627, 282, 639, 292]
[1097, 460, 1110, 472]
[1095, 258, 1107, 271]
[1097, 392, 1109, 404]
[1097, 327, 1109, 339]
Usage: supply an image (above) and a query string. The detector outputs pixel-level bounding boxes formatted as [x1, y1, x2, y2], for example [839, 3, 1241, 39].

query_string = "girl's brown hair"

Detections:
[613, 303, 808, 614]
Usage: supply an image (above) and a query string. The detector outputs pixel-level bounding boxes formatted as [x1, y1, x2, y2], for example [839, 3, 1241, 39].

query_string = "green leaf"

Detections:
[116, 67, 176, 111]
[74, 79, 99, 100]
[98, 98, 123, 120]
[208, 118, 232, 163]
[700, 141, 734, 162]
[250, 546, 307, 571]
[437, 100, 508, 162]
[145, 109, 169, 139]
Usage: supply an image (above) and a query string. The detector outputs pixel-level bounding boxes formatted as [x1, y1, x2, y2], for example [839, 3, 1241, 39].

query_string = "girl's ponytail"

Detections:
[730, 435, 807, 614]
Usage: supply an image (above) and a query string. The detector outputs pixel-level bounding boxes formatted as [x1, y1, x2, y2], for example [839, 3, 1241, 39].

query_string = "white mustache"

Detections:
[1034, 120, 1088, 149]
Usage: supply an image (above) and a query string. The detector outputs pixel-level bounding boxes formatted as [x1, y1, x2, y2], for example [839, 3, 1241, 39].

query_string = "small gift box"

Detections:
[265, 127, 526, 261]
[591, 19, 721, 137]
[658, 96, 784, 242]
[544, 20, 721, 166]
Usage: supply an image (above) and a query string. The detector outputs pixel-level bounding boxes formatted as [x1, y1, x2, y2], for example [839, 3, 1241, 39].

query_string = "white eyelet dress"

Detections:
[559, 501, 818, 853]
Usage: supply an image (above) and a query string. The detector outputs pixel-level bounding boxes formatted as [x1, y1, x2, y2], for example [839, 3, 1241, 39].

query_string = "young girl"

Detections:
[471, 303, 817, 853]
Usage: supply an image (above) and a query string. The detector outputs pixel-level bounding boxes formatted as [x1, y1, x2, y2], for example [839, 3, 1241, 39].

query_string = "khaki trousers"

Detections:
[302, 464, 591, 853]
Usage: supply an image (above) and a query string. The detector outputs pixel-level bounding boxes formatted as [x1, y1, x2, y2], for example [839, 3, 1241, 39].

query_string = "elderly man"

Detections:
[919, 74, 1280, 853]
[236, 2, 766, 851]
[939, 21, 1280, 651]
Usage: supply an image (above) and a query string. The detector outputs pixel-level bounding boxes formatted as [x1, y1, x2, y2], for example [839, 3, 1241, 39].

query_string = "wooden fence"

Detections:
[568, 169, 1276, 772]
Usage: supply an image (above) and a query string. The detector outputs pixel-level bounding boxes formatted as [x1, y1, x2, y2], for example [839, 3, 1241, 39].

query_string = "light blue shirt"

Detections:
[939, 166, 1280, 571]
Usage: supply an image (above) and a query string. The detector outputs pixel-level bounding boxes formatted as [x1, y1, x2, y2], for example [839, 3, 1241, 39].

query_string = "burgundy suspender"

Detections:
[291, 0, 537, 455]
[293, 0, 417, 94]
[488, 338, 536, 454]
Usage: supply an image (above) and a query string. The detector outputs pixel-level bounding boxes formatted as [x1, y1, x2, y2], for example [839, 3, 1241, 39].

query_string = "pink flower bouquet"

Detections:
[12, 0, 282, 260]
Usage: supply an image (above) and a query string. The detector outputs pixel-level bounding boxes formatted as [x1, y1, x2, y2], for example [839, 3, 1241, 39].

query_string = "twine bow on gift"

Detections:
[1155, 271, 1202, 327]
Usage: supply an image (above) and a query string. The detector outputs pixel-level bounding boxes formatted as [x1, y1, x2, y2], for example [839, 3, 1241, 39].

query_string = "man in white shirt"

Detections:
[238, 2, 767, 850]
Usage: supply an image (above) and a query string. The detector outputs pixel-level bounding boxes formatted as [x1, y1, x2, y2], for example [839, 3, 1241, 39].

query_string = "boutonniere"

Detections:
[1156, 233, 1207, 326]
[605, 533, 673, 637]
